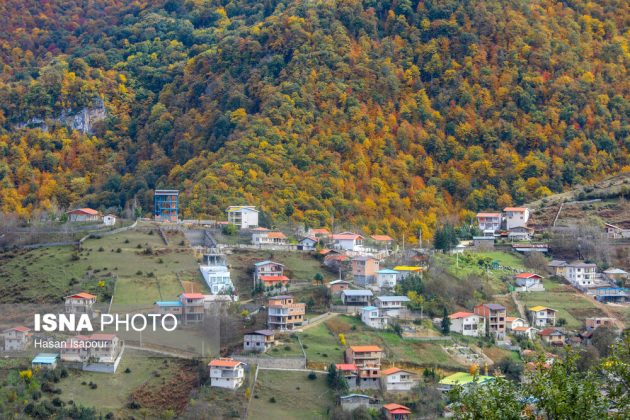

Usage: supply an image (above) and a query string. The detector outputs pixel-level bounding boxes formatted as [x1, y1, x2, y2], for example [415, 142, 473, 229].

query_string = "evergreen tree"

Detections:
[441, 307, 450, 335]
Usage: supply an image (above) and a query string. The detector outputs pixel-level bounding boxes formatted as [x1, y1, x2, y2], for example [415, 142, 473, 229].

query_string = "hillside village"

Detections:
[0, 184, 628, 419]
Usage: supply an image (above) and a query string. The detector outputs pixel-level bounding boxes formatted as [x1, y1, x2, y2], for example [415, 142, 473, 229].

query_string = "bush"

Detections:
[269, 397, 276, 403]
[284, 345, 291, 351]
[136, 270, 143, 275]
[124, 367, 131, 373]
[98, 247, 104, 252]
[124, 239, 130, 243]
[127, 401, 141, 409]
[116, 248, 122, 253]
[307, 372, 317, 380]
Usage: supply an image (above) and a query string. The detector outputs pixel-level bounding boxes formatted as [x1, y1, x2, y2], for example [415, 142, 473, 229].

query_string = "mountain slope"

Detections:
[0, 0, 628, 241]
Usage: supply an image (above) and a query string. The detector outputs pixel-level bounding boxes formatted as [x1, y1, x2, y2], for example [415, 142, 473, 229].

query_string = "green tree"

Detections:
[441, 307, 450, 335]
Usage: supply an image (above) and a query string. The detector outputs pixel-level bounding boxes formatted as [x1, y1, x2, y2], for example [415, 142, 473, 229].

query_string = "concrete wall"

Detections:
[232, 355, 306, 369]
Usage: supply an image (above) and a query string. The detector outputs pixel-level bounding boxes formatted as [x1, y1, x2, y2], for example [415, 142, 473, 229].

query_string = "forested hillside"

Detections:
[0, 0, 628, 242]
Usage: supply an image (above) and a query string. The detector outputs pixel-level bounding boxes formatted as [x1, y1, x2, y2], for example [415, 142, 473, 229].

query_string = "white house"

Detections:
[514, 273, 545, 292]
[209, 358, 245, 389]
[503, 207, 530, 230]
[564, 261, 597, 287]
[448, 312, 485, 337]
[506, 317, 527, 331]
[528, 306, 557, 328]
[512, 326, 538, 340]
[3, 326, 31, 351]
[103, 214, 117, 226]
[298, 236, 318, 251]
[476, 212, 502, 234]
[199, 253, 234, 295]
[376, 269, 399, 289]
[361, 306, 388, 329]
[226, 206, 259, 229]
[374, 296, 410, 317]
[332, 232, 364, 252]
[65, 292, 97, 316]
[508, 226, 534, 241]
[380, 367, 418, 392]
[251, 231, 288, 246]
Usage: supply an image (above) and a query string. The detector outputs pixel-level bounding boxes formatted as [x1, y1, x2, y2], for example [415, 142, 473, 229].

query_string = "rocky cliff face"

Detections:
[15, 98, 106, 134]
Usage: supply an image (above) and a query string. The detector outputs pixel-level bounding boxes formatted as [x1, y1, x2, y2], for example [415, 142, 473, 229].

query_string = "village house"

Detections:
[209, 358, 245, 389]
[585, 317, 616, 330]
[437, 372, 494, 392]
[308, 228, 331, 239]
[60, 333, 123, 373]
[351, 256, 380, 285]
[504, 207, 530, 230]
[253, 261, 285, 285]
[604, 222, 630, 239]
[339, 394, 380, 411]
[199, 252, 234, 295]
[473, 236, 495, 250]
[564, 260, 597, 287]
[32, 353, 58, 370]
[382, 403, 412, 420]
[476, 212, 502, 234]
[297, 236, 318, 251]
[508, 226, 535, 241]
[267, 295, 305, 330]
[376, 269, 399, 289]
[474, 303, 507, 338]
[345, 345, 383, 389]
[328, 279, 351, 295]
[448, 312, 485, 337]
[226, 205, 259, 229]
[539, 328, 566, 346]
[251, 230, 288, 246]
[243, 330, 275, 353]
[514, 273, 545, 292]
[65, 292, 97, 316]
[374, 296, 410, 318]
[103, 214, 116, 226]
[380, 368, 417, 392]
[179, 293, 205, 324]
[506, 317, 527, 331]
[2, 326, 31, 351]
[332, 232, 365, 252]
[512, 326, 538, 340]
[323, 253, 349, 269]
[361, 306, 388, 329]
[67, 208, 101, 222]
[370, 235, 395, 250]
[548, 260, 568, 277]
[341, 289, 373, 306]
[392, 266, 423, 280]
[528, 306, 557, 327]
[336, 364, 359, 389]
[154, 300, 183, 326]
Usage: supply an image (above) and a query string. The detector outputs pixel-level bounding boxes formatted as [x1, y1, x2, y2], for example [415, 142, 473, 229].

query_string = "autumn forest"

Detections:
[0, 0, 628, 243]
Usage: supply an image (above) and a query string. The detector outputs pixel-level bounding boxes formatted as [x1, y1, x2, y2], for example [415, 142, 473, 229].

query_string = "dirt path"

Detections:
[511, 292, 527, 320]
[302, 312, 337, 330]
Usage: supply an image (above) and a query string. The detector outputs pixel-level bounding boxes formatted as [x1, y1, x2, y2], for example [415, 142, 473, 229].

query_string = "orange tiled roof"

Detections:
[350, 345, 382, 353]
[68, 208, 99, 215]
[267, 232, 287, 239]
[370, 234, 394, 241]
[67, 292, 96, 300]
[504, 207, 527, 212]
[335, 363, 357, 371]
[381, 367, 405, 375]
[449, 312, 475, 319]
[209, 358, 242, 368]
[181, 293, 205, 299]
[260, 275, 289, 282]
[383, 403, 411, 414]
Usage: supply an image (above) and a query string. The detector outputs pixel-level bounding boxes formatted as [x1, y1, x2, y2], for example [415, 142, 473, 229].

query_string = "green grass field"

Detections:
[227, 249, 331, 299]
[0, 225, 202, 306]
[248, 370, 334, 419]
[299, 316, 463, 370]
[52, 350, 180, 416]
[517, 290, 607, 328]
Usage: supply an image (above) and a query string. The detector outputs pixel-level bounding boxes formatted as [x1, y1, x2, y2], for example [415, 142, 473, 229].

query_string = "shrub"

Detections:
[284, 345, 291, 351]
[307, 372, 317, 380]
[127, 401, 141, 409]
[116, 248, 122, 253]
[98, 247, 104, 252]
[124, 367, 131, 373]
[269, 397, 276, 403]
[124, 239, 130, 243]
[136, 270, 143, 275]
